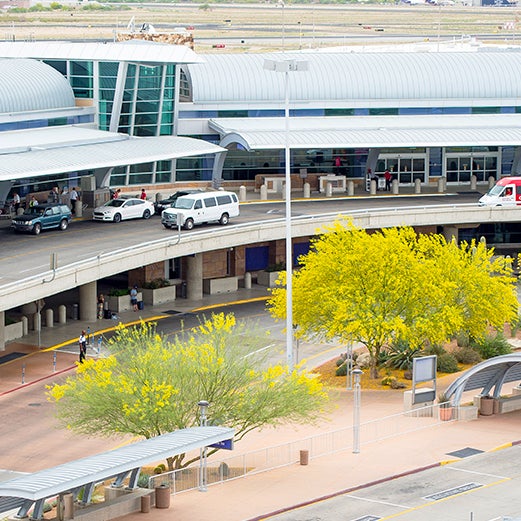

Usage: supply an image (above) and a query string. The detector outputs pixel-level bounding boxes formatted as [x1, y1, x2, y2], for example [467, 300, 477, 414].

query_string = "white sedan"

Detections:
[92, 198, 155, 223]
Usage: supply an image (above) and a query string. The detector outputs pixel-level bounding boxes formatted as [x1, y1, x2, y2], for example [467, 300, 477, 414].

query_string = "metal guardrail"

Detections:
[147, 402, 460, 495]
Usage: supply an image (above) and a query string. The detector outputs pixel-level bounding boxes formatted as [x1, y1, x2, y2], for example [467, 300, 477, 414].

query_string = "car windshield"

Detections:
[488, 185, 505, 196]
[104, 200, 125, 208]
[174, 197, 194, 210]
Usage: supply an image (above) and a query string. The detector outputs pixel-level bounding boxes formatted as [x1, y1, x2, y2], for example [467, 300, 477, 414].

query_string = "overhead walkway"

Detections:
[0, 426, 234, 520]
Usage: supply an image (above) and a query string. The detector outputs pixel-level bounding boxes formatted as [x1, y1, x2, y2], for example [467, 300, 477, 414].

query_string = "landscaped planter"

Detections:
[5, 320, 23, 342]
[257, 271, 281, 288]
[107, 292, 142, 313]
[140, 286, 176, 306]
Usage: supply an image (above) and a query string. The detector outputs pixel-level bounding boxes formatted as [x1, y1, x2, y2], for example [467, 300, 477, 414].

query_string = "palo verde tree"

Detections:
[268, 221, 518, 378]
[47, 313, 328, 470]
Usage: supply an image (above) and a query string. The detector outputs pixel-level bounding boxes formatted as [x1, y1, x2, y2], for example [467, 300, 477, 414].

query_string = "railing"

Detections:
[148, 402, 459, 494]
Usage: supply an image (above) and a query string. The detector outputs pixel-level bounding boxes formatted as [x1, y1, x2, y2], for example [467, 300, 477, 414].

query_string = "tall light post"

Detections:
[352, 368, 363, 454]
[277, 0, 285, 51]
[264, 58, 309, 370]
[198, 400, 209, 492]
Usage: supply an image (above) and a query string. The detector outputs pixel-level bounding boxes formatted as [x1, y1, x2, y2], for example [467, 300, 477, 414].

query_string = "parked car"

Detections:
[92, 198, 155, 223]
[154, 190, 203, 215]
[12, 203, 72, 235]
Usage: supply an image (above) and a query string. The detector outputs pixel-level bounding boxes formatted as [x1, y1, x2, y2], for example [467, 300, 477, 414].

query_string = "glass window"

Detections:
[204, 197, 217, 208]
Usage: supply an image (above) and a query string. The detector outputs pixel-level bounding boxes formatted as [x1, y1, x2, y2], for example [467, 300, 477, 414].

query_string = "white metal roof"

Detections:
[186, 51, 521, 104]
[0, 127, 225, 180]
[0, 59, 75, 113]
[0, 40, 204, 65]
[209, 114, 521, 151]
[445, 354, 521, 406]
[0, 426, 233, 504]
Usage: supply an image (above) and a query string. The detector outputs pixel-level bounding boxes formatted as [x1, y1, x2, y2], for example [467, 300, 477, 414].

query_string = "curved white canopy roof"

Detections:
[187, 51, 521, 104]
[0, 59, 75, 113]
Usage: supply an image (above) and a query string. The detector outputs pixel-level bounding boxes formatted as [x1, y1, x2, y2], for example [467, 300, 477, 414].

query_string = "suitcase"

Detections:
[138, 301, 144, 311]
[104, 308, 112, 319]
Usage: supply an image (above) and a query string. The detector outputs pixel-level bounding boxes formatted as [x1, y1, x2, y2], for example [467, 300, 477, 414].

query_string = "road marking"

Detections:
[347, 494, 411, 509]
[448, 467, 510, 480]
[19, 264, 48, 273]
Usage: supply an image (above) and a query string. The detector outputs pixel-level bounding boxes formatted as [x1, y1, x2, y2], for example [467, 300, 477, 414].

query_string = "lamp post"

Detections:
[277, 0, 285, 51]
[198, 400, 209, 492]
[264, 58, 309, 370]
[352, 368, 363, 454]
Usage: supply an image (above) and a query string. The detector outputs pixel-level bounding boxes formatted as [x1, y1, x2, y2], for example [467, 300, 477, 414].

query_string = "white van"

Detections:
[479, 177, 521, 207]
[161, 190, 239, 230]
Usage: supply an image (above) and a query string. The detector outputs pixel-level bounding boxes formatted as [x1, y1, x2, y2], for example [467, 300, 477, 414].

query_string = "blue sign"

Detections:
[209, 438, 234, 450]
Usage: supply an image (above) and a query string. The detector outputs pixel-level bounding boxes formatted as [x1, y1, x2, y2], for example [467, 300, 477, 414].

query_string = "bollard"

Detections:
[74, 199, 82, 218]
[141, 494, 151, 513]
[239, 185, 247, 202]
[437, 177, 444, 193]
[488, 176, 495, 189]
[244, 272, 252, 289]
[58, 305, 67, 324]
[33, 312, 41, 332]
[53, 351, 57, 373]
[326, 182, 333, 197]
[347, 180, 354, 196]
[299, 450, 309, 466]
[370, 179, 377, 195]
[72, 303, 79, 320]
[21, 316, 28, 335]
[45, 308, 54, 328]
[260, 184, 268, 200]
[392, 179, 399, 195]
[303, 182, 310, 198]
[414, 178, 421, 194]
[470, 174, 477, 190]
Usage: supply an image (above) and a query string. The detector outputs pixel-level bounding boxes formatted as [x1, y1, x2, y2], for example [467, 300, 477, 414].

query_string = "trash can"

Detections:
[299, 450, 309, 466]
[480, 396, 494, 416]
[72, 303, 79, 320]
[155, 485, 171, 509]
[141, 494, 151, 513]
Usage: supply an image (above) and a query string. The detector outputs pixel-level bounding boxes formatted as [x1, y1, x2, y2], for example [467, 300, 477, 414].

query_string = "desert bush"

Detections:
[437, 352, 459, 373]
[453, 346, 482, 365]
[472, 333, 512, 360]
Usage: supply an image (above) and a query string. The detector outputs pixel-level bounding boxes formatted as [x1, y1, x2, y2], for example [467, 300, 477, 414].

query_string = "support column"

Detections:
[79, 281, 97, 322]
[186, 254, 203, 301]
[443, 226, 459, 243]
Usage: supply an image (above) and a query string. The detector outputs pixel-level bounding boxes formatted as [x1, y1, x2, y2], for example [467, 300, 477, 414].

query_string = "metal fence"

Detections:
[148, 402, 460, 494]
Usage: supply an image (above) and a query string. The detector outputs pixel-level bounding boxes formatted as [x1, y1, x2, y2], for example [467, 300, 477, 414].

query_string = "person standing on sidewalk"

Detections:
[78, 330, 87, 363]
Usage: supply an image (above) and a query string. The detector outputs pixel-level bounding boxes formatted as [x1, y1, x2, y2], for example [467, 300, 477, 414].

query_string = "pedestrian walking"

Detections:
[78, 330, 87, 363]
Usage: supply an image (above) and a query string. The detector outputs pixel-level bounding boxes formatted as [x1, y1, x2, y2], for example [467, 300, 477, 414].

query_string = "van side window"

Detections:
[194, 200, 203, 209]
[204, 197, 217, 208]
[217, 195, 232, 205]
[231, 193, 238, 203]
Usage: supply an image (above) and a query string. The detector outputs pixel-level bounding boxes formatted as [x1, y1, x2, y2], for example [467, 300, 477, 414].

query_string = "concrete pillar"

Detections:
[347, 180, 354, 196]
[392, 179, 399, 195]
[370, 180, 377, 195]
[437, 178, 444, 193]
[33, 312, 41, 332]
[58, 305, 67, 325]
[45, 308, 54, 328]
[239, 185, 247, 202]
[443, 226, 459, 243]
[414, 178, 421, 194]
[470, 175, 477, 190]
[326, 182, 333, 197]
[244, 272, 252, 289]
[0, 311, 4, 351]
[21, 316, 28, 335]
[186, 254, 203, 301]
[79, 281, 97, 322]
[74, 199, 82, 218]
[303, 182, 310, 198]
[260, 184, 268, 200]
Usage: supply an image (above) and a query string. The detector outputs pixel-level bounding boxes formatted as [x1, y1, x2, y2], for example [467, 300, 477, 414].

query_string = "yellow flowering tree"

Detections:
[268, 222, 518, 378]
[47, 313, 328, 469]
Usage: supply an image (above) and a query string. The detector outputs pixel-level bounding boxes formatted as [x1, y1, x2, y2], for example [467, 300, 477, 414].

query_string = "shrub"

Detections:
[453, 346, 482, 365]
[335, 362, 347, 377]
[137, 473, 151, 488]
[437, 352, 459, 373]
[455, 331, 471, 348]
[142, 278, 170, 290]
[108, 288, 129, 297]
[472, 333, 512, 360]
[383, 339, 423, 370]
[265, 262, 285, 273]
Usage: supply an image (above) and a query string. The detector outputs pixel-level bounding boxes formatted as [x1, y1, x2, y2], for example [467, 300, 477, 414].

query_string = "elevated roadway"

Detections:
[0, 192, 518, 313]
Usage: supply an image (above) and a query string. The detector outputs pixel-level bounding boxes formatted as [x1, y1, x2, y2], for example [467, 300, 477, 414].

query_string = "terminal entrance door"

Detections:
[376, 154, 426, 185]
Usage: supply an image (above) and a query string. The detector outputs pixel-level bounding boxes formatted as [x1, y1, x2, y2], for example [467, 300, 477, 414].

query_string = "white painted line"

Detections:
[347, 494, 411, 509]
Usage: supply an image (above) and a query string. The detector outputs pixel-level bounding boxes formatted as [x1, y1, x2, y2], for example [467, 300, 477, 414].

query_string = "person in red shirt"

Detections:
[384, 169, 393, 191]
[140, 188, 147, 200]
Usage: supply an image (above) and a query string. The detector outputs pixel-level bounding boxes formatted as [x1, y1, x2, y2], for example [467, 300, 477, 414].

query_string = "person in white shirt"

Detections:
[70, 187, 79, 214]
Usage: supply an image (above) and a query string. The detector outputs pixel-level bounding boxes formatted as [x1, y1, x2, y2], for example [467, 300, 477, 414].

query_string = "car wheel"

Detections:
[163, 224, 171, 229]
[184, 218, 194, 230]
[33, 223, 41, 236]
[59, 219, 68, 231]
[219, 213, 229, 225]
[113, 213, 122, 223]
[143, 209, 151, 220]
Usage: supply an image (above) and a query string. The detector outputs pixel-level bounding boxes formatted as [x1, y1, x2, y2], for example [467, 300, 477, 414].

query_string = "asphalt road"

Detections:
[0, 193, 481, 288]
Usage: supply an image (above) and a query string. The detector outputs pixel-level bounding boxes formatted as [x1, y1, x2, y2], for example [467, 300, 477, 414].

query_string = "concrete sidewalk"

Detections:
[1, 288, 520, 521]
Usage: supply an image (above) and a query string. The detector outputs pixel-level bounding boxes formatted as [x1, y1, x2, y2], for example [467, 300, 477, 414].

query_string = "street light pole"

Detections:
[198, 400, 209, 492]
[264, 58, 309, 370]
[352, 368, 363, 454]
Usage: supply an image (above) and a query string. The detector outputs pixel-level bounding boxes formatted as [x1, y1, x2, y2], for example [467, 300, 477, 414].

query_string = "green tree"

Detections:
[47, 313, 328, 470]
[268, 222, 518, 378]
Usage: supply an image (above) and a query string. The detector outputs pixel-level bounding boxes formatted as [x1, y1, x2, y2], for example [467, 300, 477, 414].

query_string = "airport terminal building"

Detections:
[2, 40, 521, 203]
